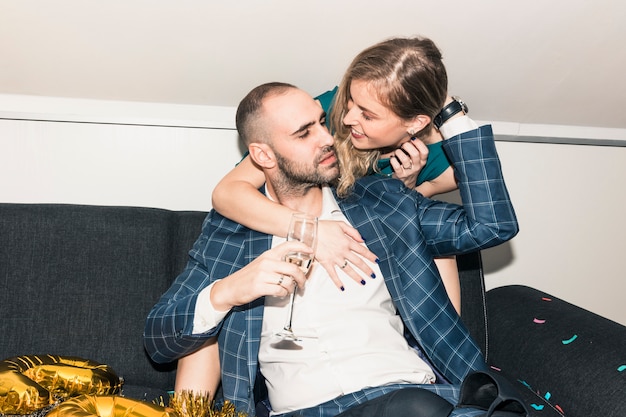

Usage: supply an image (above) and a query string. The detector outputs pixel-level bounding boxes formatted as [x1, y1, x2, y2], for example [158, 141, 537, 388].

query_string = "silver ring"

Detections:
[277, 275, 284, 286]
[340, 260, 348, 269]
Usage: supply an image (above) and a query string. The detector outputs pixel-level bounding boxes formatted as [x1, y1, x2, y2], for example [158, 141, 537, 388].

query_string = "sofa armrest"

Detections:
[486, 285, 626, 417]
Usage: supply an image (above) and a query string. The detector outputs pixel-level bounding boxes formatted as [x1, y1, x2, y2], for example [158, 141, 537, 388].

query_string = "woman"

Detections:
[175, 36, 479, 399]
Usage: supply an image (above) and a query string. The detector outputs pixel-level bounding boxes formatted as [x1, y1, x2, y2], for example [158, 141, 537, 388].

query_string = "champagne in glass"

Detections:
[277, 213, 318, 341]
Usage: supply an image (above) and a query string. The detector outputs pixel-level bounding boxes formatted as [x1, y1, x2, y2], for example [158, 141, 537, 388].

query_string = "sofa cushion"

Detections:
[0, 203, 206, 398]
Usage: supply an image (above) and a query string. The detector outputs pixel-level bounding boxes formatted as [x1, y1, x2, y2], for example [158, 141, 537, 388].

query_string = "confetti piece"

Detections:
[542, 297, 552, 301]
[555, 404, 564, 413]
[562, 334, 578, 345]
[533, 318, 546, 324]
[544, 391, 551, 401]
[618, 365, 626, 372]
[531, 404, 545, 410]
[490, 365, 501, 371]
[518, 379, 531, 388]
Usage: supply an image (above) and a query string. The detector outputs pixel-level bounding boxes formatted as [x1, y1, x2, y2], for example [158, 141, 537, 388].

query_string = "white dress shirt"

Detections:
[259, 187, 435, 414]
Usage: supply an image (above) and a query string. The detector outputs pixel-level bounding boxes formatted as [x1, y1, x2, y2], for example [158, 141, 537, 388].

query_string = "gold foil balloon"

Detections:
[0, 354, 122, 415]
[46, 395, 176, 417]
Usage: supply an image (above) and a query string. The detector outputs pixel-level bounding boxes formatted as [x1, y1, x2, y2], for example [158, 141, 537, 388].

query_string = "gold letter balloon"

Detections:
[0, 354, 122, 414]
[46, 395, 176, 417]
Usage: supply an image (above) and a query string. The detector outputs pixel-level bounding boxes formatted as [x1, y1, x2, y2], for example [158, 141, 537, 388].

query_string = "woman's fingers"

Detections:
[315, 221, 378, 290]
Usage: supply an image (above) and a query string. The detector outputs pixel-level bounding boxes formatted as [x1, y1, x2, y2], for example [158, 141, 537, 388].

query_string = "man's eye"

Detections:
[298, 130, 311, 139]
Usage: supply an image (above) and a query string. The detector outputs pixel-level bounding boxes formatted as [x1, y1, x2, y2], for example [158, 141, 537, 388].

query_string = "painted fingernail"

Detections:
[340, 286, 345, 292]
[375, 258, 380, 263]
[360, 279, 366, 285]
[370, 273, 376, 279]
[361, 236, 367, 242]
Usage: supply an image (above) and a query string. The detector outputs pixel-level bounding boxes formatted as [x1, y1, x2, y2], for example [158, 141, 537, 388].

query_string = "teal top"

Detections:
[315, 87, 450, 186]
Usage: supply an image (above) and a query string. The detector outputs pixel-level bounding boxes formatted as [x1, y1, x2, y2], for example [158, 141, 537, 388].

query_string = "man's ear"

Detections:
[248, 142, 276, 169]
[407, 114, 432, 136]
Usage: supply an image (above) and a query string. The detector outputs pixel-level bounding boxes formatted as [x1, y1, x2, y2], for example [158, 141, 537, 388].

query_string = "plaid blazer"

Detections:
[144, 125, 518, 416]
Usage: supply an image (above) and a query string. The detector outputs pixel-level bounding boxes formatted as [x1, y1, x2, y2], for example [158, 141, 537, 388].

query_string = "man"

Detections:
[144, 82, 519, 416]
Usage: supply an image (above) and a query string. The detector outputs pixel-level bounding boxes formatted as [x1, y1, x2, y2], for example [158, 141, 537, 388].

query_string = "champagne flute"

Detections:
[276, 213, 318, 341]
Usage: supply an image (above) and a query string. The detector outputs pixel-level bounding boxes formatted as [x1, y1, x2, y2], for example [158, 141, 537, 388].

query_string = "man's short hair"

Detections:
[235, 82, 297, 146]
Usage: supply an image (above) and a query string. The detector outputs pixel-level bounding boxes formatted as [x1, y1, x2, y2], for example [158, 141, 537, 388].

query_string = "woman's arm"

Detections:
[211, 155, 293, 236]
[174, 338, 221, 400]
[212, 155, 379, 289]
[433, 256, 461, 315]
[415, 167, 457, 198]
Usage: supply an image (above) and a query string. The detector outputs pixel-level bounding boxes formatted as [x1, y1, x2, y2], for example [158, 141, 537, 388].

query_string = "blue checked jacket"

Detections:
[144, 125, 518, 416]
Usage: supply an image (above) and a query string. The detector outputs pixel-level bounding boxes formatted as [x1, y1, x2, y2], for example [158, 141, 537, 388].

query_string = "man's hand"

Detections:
[210, 241, 312, 311]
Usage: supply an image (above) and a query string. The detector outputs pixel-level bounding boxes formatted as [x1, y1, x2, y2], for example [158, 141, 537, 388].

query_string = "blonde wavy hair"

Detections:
[330, 37, 448, 197]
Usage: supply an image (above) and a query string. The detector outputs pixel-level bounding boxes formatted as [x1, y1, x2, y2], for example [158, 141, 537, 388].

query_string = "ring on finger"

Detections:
[340, 260, 348, 269]
[277, 275, 284, 286]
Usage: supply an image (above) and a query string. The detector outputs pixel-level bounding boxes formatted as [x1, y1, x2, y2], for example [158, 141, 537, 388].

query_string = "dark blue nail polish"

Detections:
[340, 286, 345, 292]
[411, 136, 417, 141]
[360, 279, 366, 285]
[361, 236, 367, 242]
[370, 273, 376, 279]
[375, 258, 380, 263]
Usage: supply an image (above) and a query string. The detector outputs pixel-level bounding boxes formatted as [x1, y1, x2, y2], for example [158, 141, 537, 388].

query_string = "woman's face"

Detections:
[342, 79, 412, 151]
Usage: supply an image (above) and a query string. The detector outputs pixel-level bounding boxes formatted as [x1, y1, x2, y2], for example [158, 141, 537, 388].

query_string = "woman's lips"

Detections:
[350, 128, 366, 139]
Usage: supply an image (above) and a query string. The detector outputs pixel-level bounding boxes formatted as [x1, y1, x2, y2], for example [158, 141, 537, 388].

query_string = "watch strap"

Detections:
[434, 96, 468, 128]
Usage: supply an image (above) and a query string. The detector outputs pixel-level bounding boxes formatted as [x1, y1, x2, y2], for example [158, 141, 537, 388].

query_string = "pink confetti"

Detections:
[555, 404, 564, 414]
[542, 297, 552, 301]
[533, 318, 546, 324]
[490, 365, 501, 371]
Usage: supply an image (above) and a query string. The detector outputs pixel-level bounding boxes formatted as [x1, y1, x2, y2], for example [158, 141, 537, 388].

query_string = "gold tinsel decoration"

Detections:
[163, 390, 247, 417]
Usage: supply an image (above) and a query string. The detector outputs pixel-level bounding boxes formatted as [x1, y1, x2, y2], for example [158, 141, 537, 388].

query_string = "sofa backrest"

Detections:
[0, 203, 206, 397]
[457, 250, 488, 357]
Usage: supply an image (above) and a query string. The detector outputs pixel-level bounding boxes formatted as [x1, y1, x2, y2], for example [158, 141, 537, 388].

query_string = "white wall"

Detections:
[482, 141, 626, 326]
[1, 95, 625, 326]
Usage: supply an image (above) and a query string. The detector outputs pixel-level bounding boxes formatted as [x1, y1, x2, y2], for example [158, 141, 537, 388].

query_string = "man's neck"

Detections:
[266, 182, 325, 217]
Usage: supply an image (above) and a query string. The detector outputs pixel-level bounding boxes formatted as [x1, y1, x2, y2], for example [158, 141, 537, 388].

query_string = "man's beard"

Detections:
[272, 146, 339, 196]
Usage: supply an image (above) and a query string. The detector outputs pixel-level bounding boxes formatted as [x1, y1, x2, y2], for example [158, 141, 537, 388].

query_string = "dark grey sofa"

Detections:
[1, 203, 624, 417]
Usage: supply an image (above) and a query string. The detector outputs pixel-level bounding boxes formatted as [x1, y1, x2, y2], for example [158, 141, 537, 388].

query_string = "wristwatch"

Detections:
[433, 96, 468, 129]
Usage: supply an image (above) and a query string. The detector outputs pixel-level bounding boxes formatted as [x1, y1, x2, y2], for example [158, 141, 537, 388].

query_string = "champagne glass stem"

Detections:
[283, 283, 298, 333]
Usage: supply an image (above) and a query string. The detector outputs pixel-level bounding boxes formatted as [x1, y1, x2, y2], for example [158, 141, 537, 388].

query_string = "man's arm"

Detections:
[143, 253, 222, 364]
[143, 214, 310, 364]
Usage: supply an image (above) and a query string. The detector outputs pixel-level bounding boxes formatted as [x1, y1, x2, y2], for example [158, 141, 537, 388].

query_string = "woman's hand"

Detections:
[389, 139, 429, 189]
[315, 220, 379, 290]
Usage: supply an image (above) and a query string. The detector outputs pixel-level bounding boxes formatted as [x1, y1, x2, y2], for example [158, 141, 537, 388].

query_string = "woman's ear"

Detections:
[407, 114, 432, 136]
[248, 143, 276, 169]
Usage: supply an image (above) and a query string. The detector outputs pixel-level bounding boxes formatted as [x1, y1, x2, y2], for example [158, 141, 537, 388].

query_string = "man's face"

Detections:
[264, 89, 340, 188]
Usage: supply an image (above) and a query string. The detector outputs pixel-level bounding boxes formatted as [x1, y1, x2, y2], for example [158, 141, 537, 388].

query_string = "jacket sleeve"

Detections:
[143, 212, 247, 364]
[417, 125, 519, 256]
